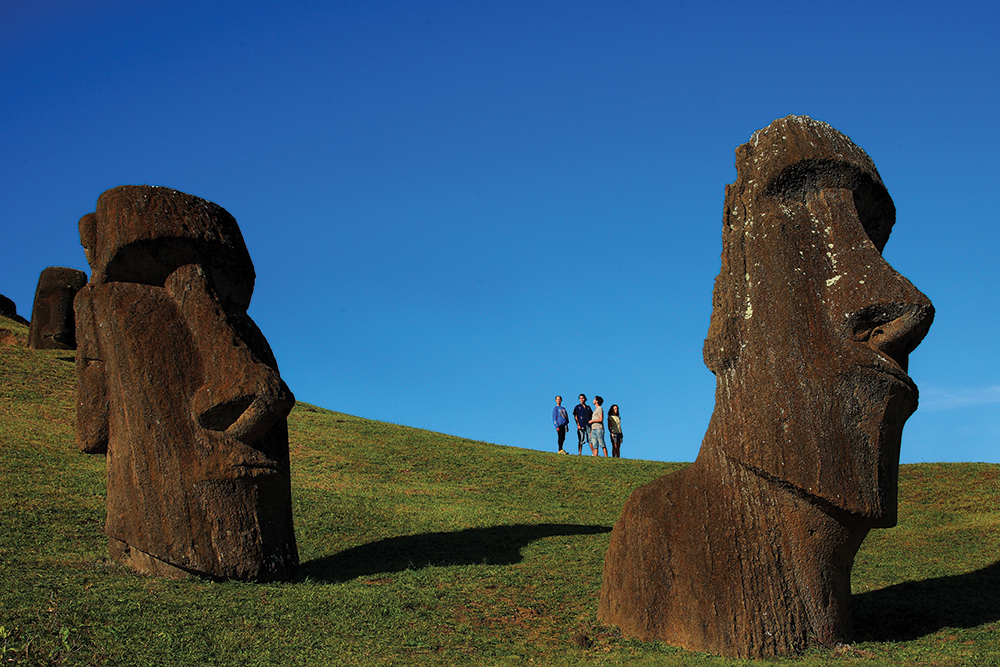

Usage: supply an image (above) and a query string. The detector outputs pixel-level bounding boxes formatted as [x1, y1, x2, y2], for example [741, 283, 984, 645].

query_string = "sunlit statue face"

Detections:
[703, 119, 934, 526]
[75, 185, 297, 580]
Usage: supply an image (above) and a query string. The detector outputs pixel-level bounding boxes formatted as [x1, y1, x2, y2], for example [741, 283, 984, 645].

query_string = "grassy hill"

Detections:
[2, 313, 999, 666]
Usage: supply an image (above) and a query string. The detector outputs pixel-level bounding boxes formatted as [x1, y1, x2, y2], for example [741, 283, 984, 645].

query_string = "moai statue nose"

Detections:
[165, 264, 294, 446]
[847, 300, 934, 374]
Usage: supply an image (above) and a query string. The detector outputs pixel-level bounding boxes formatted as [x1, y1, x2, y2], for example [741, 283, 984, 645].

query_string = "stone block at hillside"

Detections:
[28, 267, 87, 350]
[598, 116, 934, 658]
[75, 185, 298, 582]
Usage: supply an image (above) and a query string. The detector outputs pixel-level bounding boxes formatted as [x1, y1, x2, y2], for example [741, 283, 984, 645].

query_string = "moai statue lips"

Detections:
[28, 266, 88, 350]
[598, 116, 934, 658]
[75, 185, 298, 582]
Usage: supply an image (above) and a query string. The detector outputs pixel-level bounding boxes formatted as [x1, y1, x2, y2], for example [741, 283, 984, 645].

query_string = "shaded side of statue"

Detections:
[28, 266, 87, 350]
[74, 185, 298, 582]
[597, 116, 934, 658]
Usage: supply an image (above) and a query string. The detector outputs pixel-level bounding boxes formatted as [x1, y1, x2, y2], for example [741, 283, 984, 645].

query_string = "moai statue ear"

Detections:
[78, 213, 100, 281]
[74, 284, 108, 454]
[702, 192, 747, 376]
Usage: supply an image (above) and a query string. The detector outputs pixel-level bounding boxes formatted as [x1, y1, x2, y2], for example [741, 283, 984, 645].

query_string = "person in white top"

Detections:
[588, 396, 607, 457]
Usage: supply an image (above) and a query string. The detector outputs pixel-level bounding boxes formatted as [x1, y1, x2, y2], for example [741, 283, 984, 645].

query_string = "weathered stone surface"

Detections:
[75, 185, 298, 582]
[27, 267, 87, 350]
[0, 294, 29, 325]
[598, 116, 934, 658]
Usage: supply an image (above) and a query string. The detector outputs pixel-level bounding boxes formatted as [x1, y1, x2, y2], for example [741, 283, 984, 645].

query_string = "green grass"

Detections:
[2, 313, 999, 666]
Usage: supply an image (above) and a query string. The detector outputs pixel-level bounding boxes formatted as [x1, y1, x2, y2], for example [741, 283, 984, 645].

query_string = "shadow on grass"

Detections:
[301, 523, 611, 583]
[854, 560, 1000, 641]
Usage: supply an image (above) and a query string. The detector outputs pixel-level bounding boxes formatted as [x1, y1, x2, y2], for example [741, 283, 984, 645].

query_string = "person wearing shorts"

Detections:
[588, 395, 607, 457]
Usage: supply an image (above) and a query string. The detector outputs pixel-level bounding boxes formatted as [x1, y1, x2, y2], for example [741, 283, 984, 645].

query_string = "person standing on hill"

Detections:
[589, 395, 607, 457]
[608, 404, 623, 458]
[552, 395, 570, 454]
[573, 394, 593, 456]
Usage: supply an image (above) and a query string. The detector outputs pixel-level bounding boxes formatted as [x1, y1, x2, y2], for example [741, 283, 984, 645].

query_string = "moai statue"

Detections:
[598, 116, 934, 657]
[1, 294, 30, 325]
[75, 185, 298, 582]
[28, 266, 88, 350]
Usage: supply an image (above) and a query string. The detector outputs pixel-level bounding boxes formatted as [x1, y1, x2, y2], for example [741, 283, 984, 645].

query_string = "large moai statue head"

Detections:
[702, 115, 934, 527]
[598, 116, 933, 657]
[28, 266, 88, 350]
[74, 185, 298, 581]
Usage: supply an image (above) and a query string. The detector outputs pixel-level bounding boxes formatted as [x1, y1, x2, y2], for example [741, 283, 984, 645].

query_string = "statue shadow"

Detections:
[300, 523, 611, 583]
[853, 560, 1000, 641]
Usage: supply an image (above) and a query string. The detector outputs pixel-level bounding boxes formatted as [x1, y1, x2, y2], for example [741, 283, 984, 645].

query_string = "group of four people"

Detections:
[552, 394, 623, 457]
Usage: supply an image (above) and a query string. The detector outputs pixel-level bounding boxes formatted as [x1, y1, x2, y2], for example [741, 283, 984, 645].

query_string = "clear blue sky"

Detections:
[2, 1, 997, 463]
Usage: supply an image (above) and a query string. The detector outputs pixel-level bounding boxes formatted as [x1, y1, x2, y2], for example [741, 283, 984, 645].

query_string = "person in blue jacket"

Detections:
[552, 395, 570, 454]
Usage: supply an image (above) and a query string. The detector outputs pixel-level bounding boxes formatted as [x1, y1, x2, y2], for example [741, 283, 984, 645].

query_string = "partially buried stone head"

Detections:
[598, 116, 934, 658]
[75, 185, 298, 582]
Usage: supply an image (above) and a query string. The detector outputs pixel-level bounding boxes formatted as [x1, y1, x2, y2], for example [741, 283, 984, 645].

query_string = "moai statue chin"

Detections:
[75, 185, 298, 582]
[598, 116, 934, 658]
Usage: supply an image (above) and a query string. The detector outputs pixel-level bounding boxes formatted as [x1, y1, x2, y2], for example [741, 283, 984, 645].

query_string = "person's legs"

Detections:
[557, 425, 567, 452]
[589, 426, 604, 456]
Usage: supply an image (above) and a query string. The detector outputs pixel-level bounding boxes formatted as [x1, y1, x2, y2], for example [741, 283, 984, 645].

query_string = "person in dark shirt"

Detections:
[573, 394, 593, 456]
